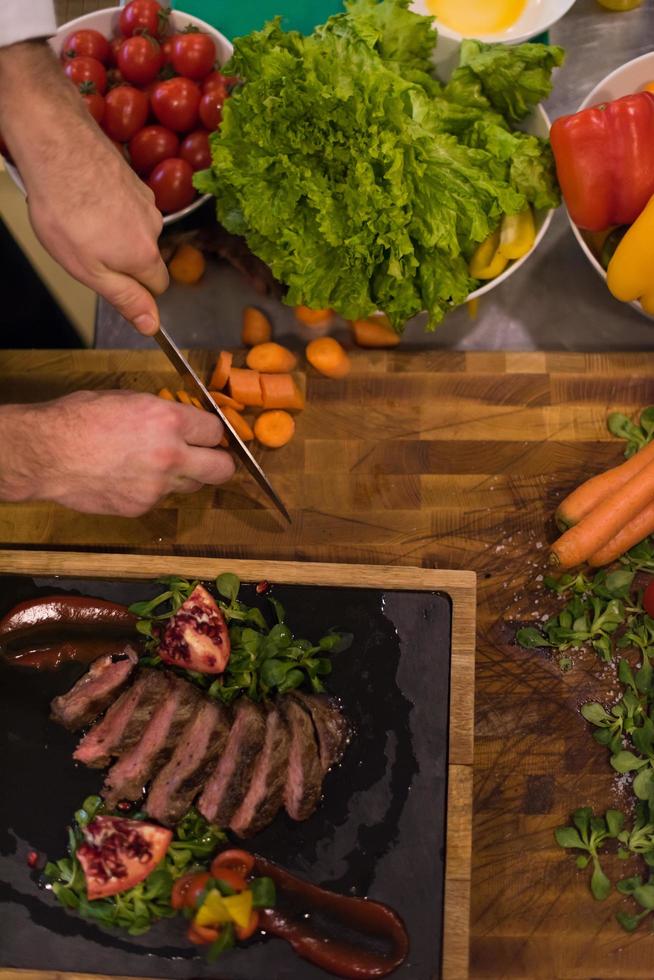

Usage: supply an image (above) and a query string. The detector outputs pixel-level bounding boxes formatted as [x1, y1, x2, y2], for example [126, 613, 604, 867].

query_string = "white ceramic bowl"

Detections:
[567, 52, 654, 320]
[5, 7, 233, 225]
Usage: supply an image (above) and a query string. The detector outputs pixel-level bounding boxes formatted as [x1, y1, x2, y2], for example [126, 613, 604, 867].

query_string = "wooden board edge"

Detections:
[441, 763, 473, 980]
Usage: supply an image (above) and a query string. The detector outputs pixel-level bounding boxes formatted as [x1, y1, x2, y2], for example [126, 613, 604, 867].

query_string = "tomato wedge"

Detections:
[211, 866, 247, 892]
[210, 848, 255, 879]
[187, 921, 220, 945]
[171, 870, 212, 910]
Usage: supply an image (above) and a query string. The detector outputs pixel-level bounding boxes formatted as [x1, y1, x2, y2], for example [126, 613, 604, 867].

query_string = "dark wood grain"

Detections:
[2, 348, 654, 978]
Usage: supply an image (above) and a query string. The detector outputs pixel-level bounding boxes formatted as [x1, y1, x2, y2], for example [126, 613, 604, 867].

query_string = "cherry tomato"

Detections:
[235, 909, 260, 942]
[61, 29, 110, 64]
[119, 0, 167, 38]
[81, 90, 106, 124]
[160, 34, 177, 65]
[171, 30, 216, 81]
[129, 124, 179, 175]
[151, 77, 201, 132]
[64, 56, 107, 94]
[180, 129, 211, 171]
[198, 89, 224, 131]
[182, 871, 212, 909]
[643, 581, 654, 618]
[210, 849, 255, 879]
[148, 157, 195, 213]
[106, 67, 125, 89]
[202, 70, 236, 96]
[208, 866, 247, 892]
[187, 921, 220, 946]
[118, 35, 163, 85]
[108, 36, 125, 67]
[171, 871, 201, 910]
[103, 85, 149, 141]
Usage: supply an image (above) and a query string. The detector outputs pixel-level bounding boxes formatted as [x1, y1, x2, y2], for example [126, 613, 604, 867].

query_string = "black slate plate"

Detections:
[0, 575, 452, 980]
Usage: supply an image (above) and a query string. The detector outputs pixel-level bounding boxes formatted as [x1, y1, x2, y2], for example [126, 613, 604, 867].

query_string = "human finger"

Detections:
[174, 403, 225, 447]
[95, 268, 161, 335]
[180, 446, 236, 486]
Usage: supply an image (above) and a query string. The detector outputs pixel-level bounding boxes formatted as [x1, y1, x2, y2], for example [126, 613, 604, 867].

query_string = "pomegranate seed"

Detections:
[256, 580, 270, 595]
[116, 800, 132, 812]
[27, 850, 39, 869]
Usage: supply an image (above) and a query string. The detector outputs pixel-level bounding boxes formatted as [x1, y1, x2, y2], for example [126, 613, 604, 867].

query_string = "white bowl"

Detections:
[566, 52, 654, 320]
[5, 7, 233, 225]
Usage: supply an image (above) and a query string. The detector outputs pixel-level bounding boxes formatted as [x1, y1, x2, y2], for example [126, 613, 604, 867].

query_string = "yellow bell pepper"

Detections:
[195, 890, 232, 928]
[607, 194, 654, 314]
[498, 208, 536, 260]
[222, 890, 253, 929]
[469, 230, 509, 280]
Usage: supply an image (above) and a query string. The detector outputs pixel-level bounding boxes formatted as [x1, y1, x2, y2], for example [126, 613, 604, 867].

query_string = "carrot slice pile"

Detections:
[246, 342, 298, 373]
[209, 351, 232, 391]
[254, 410, 295, 448]
[223, 406, 254, 442]
[351, 314, 400, 349]
[306, 337, 351, 378]
[242, 307, 272, 347]
[209, 390, 246, 412]
[260, 374, 304, 410]
[229, 367, 263, 406]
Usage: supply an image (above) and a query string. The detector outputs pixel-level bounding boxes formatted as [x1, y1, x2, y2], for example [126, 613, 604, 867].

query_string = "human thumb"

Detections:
[99, 271, 161, 336]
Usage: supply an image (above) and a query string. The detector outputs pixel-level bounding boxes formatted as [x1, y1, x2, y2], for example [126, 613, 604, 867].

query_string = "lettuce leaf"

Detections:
[195, 0, 562, 329]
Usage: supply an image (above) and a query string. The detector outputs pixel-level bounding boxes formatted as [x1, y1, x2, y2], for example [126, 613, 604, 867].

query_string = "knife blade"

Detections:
[154, 326, 291, 523]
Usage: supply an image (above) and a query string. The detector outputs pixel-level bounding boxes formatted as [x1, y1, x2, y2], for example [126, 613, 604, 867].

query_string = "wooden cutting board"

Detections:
[3, 347, 654, 978]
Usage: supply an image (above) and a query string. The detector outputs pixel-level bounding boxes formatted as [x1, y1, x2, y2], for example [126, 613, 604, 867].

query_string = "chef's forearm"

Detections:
[0, 404, 45, 502]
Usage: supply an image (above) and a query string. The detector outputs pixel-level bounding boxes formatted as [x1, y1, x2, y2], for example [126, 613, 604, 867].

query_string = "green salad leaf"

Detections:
[194, 0, 563, 329]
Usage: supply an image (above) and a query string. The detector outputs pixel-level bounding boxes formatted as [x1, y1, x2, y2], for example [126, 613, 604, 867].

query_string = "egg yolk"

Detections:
[426, 0, 527, 35]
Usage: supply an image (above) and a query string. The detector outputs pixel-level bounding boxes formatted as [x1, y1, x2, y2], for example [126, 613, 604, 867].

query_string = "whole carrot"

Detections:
[588, 500, 654, 566]
[556, 439, 654, 529]
[551, 457, 654, 568]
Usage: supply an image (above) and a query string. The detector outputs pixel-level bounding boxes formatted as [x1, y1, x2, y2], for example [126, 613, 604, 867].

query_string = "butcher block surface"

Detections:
[2, 347, 654, 978]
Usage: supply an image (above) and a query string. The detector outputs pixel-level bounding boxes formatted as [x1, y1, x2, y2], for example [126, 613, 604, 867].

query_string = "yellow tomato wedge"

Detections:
[498, 208, 536, 260]
[469, 230, 509, 280]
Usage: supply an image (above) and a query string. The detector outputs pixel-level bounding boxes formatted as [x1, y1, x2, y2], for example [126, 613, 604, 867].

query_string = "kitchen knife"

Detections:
[154, 325, 291, 523]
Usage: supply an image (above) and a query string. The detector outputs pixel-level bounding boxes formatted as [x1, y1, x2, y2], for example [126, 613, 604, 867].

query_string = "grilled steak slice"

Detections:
[145, 699, 231, 825]
[288, 692, 350, 772]
[230, 703, 290, 838]
[279, 696, 324, 821]
[50, 646, 138, 731]
[197, 698, 266, 825]
[73, 669, 168, 768]
[102, 674, 203, 807]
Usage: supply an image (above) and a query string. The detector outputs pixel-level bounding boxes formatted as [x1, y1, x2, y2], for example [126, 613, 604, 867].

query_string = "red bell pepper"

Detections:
[550, 91, 654, 231]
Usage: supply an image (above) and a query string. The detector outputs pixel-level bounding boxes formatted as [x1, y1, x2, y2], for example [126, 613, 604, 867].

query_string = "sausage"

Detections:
[0, 595, 138, 650]
[253, 856, 409, 979]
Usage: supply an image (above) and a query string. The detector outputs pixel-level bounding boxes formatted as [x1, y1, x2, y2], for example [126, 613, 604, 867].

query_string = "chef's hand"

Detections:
[0, 41, 167, 336]
[0, 392, 235, 517]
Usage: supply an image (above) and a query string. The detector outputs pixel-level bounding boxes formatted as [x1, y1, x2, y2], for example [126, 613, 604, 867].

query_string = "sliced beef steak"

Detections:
[288, 691, 350, 772]
[145, 699, 231, 826]
[50, 646, 138, 731]
[73, 669, 168, 768]
[102, 674, 203, 807]
[230, 703, 290, 838]
[279, 696, 323, 821]
[197, 698, 266, 825]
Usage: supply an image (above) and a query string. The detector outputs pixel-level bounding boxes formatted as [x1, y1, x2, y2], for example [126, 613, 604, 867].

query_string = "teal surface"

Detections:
[174, 1, 343, 37]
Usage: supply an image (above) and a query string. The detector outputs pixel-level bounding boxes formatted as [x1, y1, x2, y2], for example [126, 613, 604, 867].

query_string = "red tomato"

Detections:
[209, 866, 247, 892]
[119, 0, 167, 38]
[82, 90, 105, 124]
[171, 31, 216, 81]
[198, 89, 224, 131]
[160, 35, 176, 65]
[148, 157, 195, 213]
[171, 870, 212, 910]
[106, 67, 125, 89]
[61, 28, 110, 64]
[64, 56, 107, 94]
[235, 909, 260, 942]
[210, 849, 255, 879]
[151, 77, 201, 132]
[118, 35, 163, 85]
[76, 816, 172, 900]
[202, 70, 237, 96]
[103, 85, 149, 141]
[180, 129, 211, 171]
[108, 35, 125, 67]
[129, 124, 179, 175]
[644, 581, 654, 618]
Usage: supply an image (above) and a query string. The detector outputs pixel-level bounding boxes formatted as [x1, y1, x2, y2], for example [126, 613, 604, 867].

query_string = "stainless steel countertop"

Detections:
[96, 0, 654, 351]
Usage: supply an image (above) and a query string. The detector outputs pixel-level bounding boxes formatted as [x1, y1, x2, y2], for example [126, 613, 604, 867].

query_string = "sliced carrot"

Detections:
[556, 440, 654, 528]
[254, 410, 295, 448]
[176, 389, 193, 405]
[209, 390, 245, 412]
[305, 337, 351, 379]
[550, 457, 654, 569]
[294, 305, 333, 328]
[209, 351, 232, 391]
[351, 314, 400, 349]
[588, 500, 654, 566]
[246, 342, 297, 374]
[242, 307, 272, 347]
[260, 373, 304, 411]
[228, 367, 263, 406]
[222, 406, 254, 442]
[168, 243, 205, 285]
[158, 387, 176, 401]
[219, 434, 229, 448]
